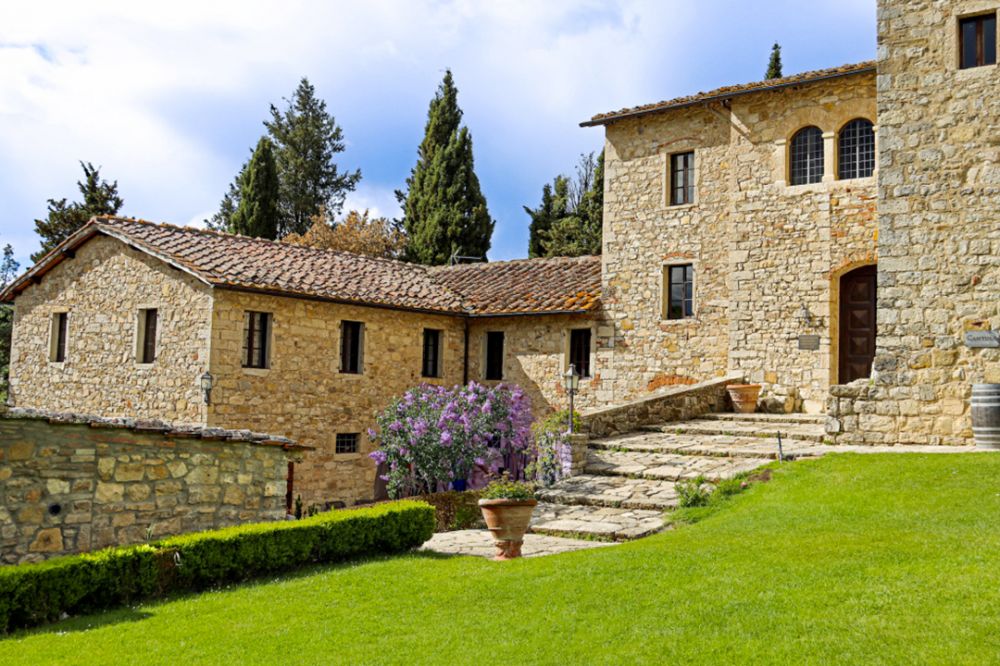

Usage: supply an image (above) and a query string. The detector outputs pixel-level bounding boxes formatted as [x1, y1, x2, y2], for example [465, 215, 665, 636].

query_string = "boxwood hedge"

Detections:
[0, 500, 434, 633]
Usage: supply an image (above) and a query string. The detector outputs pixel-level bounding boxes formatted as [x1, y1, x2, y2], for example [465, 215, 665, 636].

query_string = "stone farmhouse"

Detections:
[3, 0, 999, 506]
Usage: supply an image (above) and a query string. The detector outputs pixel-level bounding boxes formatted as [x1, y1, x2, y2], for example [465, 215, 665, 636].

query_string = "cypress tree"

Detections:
[525, 176, 570, 258]
[766, 43, 783, 79]
[230, 137, 280, 239]
[32, 162, 123, 262]
[398, 70, 495, 265]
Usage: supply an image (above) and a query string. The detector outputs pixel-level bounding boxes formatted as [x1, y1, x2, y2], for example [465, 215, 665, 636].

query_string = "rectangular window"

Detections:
[138, 308, 158, 364]
[50, 312, 68, 363]
[340, 321, 364, 374]
[335, 433, 359, 454]
[243, 311, 271, 369]
[665, 264, 695, 320]
[960, 13, 997, 69]
[670, 152, 695, 205]
[422, 329, 442, 378]
[485, 331, 504, 380]
[569, 329, 591, 379]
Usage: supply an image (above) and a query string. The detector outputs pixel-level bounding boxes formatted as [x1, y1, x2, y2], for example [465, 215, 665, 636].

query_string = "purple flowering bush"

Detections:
[369, 382, 533, 499]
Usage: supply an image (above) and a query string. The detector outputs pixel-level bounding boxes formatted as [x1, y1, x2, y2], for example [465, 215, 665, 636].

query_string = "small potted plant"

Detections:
[727, 384, 762, 414]
[478, 477, 537, 560]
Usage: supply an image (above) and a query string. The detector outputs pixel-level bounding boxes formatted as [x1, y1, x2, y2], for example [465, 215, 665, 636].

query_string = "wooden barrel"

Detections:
[971, 384, 1000, 450]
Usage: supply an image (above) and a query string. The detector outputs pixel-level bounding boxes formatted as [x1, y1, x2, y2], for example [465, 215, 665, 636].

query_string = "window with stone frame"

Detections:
[789, 126, 824, 185]
[137, 308, 158, 364]
[838, 119, 876, 180]
[50, 311, 68, 363]
[960, 12, 997, 69]
[670, 151, 695, 205]
[664, 264, 695, 320]
[422, 328, 442, 378]
[340, 320, 364, 374]
[568, 328, 591, 379]
[485, 331, 504, 380]
[335, 433, 359, 454]
[243, 311, 271, 369]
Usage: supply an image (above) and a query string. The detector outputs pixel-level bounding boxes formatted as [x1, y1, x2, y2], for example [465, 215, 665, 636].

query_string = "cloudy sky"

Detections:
[0, 0, 875, 267]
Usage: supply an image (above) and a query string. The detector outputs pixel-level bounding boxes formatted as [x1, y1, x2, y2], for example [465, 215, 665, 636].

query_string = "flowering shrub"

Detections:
[369, 382, 533, 498]
[528, 410, 581, 487]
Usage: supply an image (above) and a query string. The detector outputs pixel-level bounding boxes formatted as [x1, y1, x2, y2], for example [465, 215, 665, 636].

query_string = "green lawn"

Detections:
[4, 453, 1000, 665]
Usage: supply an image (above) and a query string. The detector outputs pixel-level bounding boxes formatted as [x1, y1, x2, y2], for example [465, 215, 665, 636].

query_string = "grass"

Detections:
[4, 453, 1000, 664]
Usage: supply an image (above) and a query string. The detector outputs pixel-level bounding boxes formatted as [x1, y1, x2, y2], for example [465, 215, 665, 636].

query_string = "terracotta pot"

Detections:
[727, 384, 762, 414]
[478, 498, 538, 560]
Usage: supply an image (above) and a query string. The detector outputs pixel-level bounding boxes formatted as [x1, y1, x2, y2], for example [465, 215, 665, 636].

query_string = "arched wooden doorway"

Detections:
[838, 264, 877, 383]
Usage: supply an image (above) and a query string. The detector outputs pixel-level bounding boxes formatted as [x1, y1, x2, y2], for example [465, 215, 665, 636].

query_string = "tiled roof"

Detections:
[581, 61, 876, 127]
[0, 216, 602, 316]
[432, 255, 602, 316]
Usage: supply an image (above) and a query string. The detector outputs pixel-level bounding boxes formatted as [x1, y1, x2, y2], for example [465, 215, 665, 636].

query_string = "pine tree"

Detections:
[230, 137, 281, 239]
[397, 70, 495, 265]
[32, 162, 123, 262]
[0, 243, 19, 402]
[525, 176, 570, 258]
[526, 150, 604, 258]
[766, 43, 783, 79]
[265, 78, 361, 236]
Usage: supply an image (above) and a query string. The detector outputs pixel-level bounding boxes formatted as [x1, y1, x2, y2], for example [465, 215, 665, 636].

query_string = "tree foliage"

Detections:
[1, 243, 20, 401]
[230, 137, 281, 239]
[397, 70, 494, 265]
[525, 150, 604, 257]
[766, 42, 783, 79]
[284, 209, 407, 259]
[32, 162, 123, 262]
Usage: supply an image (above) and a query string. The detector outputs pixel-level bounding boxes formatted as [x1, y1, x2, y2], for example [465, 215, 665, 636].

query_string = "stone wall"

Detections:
[8, 235, 212, 423]
[827, 0, 1000, 445]
[0, 409, 299, 565]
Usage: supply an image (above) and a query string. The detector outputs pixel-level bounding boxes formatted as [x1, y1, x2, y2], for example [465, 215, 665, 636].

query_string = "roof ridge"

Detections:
[431, 254, 600, 273]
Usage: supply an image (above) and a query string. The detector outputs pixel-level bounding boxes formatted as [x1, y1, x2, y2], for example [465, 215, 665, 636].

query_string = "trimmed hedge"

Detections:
[0, 500, 434, 633]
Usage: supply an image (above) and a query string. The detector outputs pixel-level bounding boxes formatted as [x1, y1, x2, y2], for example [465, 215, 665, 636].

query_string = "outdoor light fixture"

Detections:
[563, 364, 580, 433]
[200, 371, 214, 406]
[799, 303, 814, 328]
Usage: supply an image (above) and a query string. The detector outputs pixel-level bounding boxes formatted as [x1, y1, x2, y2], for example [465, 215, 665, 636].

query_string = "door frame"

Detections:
[834, 263, 878, 384]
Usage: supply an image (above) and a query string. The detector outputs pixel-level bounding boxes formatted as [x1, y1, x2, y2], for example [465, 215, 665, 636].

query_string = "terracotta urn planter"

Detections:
[478, 498, 538, 560]
[727, 384, 762, 414]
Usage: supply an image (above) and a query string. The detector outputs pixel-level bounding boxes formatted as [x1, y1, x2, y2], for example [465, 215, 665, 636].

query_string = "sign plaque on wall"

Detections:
[965, 331, 1000, 349]
[797, 334, 821, 351]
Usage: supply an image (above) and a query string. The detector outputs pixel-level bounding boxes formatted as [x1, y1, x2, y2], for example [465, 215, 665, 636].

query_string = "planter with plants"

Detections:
[477, 478, 537, 560]
[726, 383, 762, 414]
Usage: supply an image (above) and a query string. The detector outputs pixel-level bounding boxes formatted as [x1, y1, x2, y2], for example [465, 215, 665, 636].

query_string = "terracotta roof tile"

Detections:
[581, 61, 876, 127]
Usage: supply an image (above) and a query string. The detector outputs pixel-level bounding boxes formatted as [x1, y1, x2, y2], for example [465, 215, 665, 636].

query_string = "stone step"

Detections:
[529, 502, 665, 541]
[536, 474, 679, 511]
[585, 449, 772, 482]
[590, 430, 827, 460]
[642, 417, 827, 443]
[701, 412, 827, 426]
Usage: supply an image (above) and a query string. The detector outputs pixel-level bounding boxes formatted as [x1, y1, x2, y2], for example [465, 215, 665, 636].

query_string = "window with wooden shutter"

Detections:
[960, 13, 997, 69]
[670, 151, 695, 205]
[485, 331, 504, 380]
[139, 308, 158, 363]
[340, 321, 364, 374]
[50, 312, 68, 363]
[243, 311, 271, 369]
[422, 329, 441, 378]
[569, 329, 591, 379]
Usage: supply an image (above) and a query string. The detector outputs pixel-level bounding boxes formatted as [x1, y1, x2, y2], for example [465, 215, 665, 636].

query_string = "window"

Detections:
[335, 433, 359, 454]
[838, 119, 876, 180]
[138, 308, 158, 364]
[485, 331, 504, 380]
[422, 329, 441, 378]
[340, 321, 364, 374]
[569, 329, 591, 379]
[789, 126, 824, 185]
[243, 311, 271, 369]
[670, 152, 695, 205]
[50, 312, 68, 363]
[665, 264, 694, 320]
[960, 13, 997, 69]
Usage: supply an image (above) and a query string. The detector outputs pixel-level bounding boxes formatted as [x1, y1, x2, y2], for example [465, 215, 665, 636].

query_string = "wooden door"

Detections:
[839, 265, 877, 383]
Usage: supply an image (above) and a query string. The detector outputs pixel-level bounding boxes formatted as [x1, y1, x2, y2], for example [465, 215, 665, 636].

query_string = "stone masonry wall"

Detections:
[828, 0, 1000, 445]
[8, 235, 212, 423]
[0, 409, 296, 565]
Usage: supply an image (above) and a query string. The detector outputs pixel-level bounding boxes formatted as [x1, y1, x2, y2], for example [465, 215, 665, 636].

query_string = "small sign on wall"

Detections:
[797, 334, 821, 351]
[965, 331, 1000, 348]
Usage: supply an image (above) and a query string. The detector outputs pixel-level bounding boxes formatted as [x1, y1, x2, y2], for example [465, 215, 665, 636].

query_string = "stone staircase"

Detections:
[528, 411, 827, 542]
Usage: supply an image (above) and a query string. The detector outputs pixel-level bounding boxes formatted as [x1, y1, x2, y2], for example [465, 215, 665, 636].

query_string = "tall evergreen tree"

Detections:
[230, 137, 281, 239]
[265, 78, 361, 236]
[524, 176, 570, 258]
[397, 70, 495, 265]
[0, 243, 19, 402]
[32, 162, 123, 262]
[766, 42, 783, 79]
[525, 150, 604, 258]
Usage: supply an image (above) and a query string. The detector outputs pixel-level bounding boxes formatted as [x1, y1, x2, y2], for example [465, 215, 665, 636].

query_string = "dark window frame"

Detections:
[52, 312, 68, 363]
[789, 126, 825, 186]
[569, 328, 592, 379]
[669, 151, 695, 205]
[340, 320, 364, 374]
[485, 331, 505, 380]
[422, 329, 442, 378]
[838, 118, 876, 181]
[243, 311, 271, 369]
[665, 264, 695, 320]
[335, 433, 359, 454]
[140, 308, 158, 364]
[960, 13, 997, 69]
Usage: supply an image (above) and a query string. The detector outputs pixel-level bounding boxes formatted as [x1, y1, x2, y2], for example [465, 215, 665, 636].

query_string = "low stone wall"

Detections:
[0, 409, 306, 565]
[580, 375, 744, 439]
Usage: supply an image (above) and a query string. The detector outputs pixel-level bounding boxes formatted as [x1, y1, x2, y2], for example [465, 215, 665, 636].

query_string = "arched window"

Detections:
[789, 126, 824, 185]
[838, 118, 875, 180]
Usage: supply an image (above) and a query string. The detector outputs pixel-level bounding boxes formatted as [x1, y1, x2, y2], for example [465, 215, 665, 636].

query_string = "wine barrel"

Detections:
[971, 384, 1000, 450]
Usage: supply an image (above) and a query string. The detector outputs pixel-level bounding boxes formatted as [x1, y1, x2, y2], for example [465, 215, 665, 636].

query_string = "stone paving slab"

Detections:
[702, 412, 827, 425]
[651, 418, 827, 443]
[530, 502, 665, 541]
[536, 474, 679, 510]
[421, 529, 616, 559]
[591, 431, 821, 460]
[585, 449, 772, 481]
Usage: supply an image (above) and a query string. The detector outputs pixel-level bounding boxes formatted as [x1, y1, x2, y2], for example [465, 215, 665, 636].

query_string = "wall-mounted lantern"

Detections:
[563, 364, 580, 434]
[798, 303, 814, 328]
[200, 372, 214, 406]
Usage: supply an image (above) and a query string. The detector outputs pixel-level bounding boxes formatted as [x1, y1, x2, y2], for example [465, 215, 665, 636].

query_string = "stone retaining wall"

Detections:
[0, 409, 304, 565]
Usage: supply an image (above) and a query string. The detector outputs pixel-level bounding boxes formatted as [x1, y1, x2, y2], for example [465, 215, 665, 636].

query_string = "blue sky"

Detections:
[0, 0, 875, 268]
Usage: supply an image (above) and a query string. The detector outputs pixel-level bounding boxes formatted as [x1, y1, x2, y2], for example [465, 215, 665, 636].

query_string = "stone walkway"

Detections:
[422, 529, 616, 559]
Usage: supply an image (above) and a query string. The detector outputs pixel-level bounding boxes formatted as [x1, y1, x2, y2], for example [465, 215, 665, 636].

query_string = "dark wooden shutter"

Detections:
[422, 329, 441, 378]
[569, 329, 591, 378]
[340, 321, 362, 374]
[141, 309, 158, 363]
[485, 331, 504, 380]
[54, 313, 68, 362]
